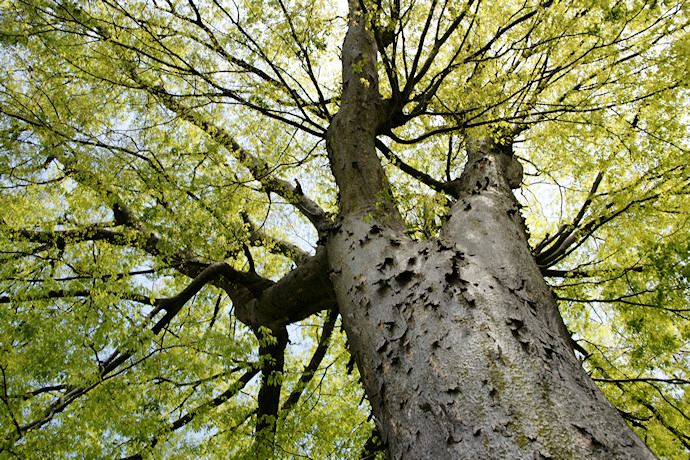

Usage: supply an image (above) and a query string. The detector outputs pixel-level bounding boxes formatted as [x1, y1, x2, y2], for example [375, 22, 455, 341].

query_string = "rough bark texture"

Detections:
[325, 0, 400, 221]
[323, 3, 658, 459]
[327, 139, 657, 459]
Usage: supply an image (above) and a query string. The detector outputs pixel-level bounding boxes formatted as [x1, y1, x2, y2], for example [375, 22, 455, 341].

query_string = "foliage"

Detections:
[0, 0, 688, 457]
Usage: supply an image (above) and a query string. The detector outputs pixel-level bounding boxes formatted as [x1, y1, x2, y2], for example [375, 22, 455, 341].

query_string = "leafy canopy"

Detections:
[0, 0, 689, 458]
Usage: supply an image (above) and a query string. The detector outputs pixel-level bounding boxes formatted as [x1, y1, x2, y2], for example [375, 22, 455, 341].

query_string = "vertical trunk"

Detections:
[326, 3, 655, 458]
[327, 141, 656, 458]
[326, 138, 656, 458]
[325, 0, 399, 220]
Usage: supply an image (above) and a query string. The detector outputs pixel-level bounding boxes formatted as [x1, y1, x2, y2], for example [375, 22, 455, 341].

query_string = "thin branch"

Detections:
[593, 377, 690, 385]
[127, 74, 329, 231]
[0, 289, 152, 306]
[120, 367, 260, 460]
[375, 139, 457, 197]
[242, 212, 310, 265]
[3, 261, 240, 443]
[591, 366, 690, 449]
[541, 265, 643, 278]
[281, 309, 338, 414]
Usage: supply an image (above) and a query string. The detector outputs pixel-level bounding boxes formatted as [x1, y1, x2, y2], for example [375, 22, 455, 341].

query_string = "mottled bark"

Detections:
[326, 139, 656, 459]
[325, 0, 400, 220]
[323, 3, 657, 459]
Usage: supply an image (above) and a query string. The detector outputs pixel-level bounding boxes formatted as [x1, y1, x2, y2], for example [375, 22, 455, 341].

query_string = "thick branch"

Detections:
[234, 248, 335, 330]
[537, 190, 664, 269]
[325, 0, 401, 220]
[360, 426, 385, 460]
[6, 212, 332, 330]
[149, 261, 235, 334]
[254, 326, 288, 455]
[534, 172, 603, 265]
[281, 309, 338, 414]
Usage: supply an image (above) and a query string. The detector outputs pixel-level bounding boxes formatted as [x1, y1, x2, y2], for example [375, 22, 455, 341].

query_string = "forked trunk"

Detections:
[325, 2, 656, 457]
[326, 141, 656, 459]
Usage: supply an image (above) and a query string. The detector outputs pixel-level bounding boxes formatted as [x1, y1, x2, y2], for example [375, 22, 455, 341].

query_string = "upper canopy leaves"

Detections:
[0, 0, 689, 457]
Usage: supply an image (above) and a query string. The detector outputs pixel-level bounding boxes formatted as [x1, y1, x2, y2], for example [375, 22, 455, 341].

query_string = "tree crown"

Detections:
[0, 0, 689, 457]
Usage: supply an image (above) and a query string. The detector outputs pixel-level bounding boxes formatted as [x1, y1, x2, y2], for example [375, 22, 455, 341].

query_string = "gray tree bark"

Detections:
[323, 2, 658, 458]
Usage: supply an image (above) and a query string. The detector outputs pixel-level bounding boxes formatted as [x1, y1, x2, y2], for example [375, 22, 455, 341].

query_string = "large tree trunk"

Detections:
[326, 139, 657, 459]
[324, 3, 657, 458]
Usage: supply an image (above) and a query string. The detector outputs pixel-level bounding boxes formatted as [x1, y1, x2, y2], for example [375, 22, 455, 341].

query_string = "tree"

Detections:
[0, 0, 689, 457]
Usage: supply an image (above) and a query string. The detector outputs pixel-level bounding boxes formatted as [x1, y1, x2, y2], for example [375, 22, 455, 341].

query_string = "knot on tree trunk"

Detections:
[456, 135, 522, 195]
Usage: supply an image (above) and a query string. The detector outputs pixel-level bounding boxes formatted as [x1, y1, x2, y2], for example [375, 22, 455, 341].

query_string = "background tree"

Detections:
[0, 0, 689, 458]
